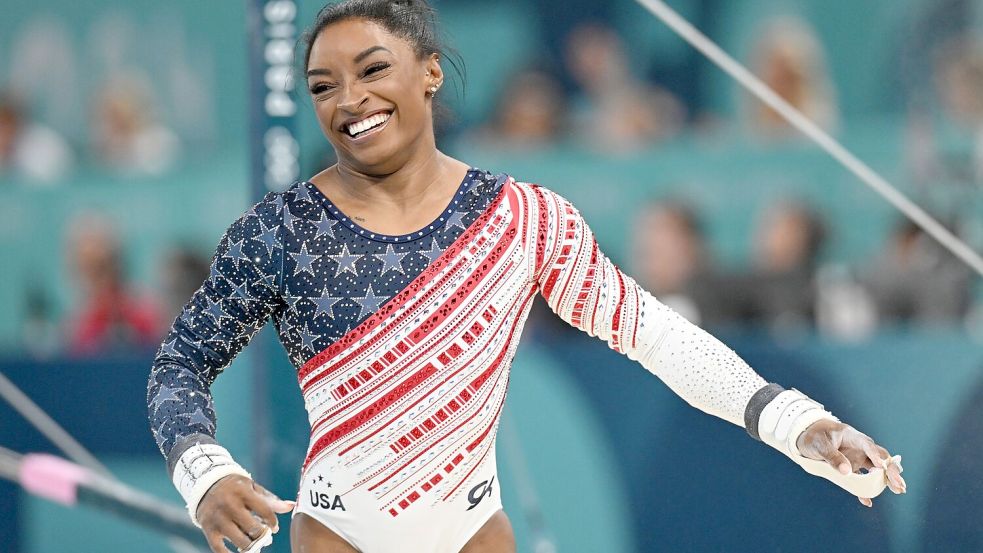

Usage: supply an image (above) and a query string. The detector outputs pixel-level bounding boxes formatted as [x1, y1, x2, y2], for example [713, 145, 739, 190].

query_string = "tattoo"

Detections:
[353, 216, 367, 222]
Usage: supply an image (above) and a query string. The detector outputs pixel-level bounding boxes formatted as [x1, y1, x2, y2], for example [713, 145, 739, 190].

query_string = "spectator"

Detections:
[0, 90, 74, 183]
[564, 23, 684, 151]
[630, 200, 728, 325]
[463, 68, 567, 150]
[91, 73, 181, 176]
[862, 219, 973, 324]
[746, 17, 838, 136]
[159, 245, 210, 320]
[934, 35, 983, 184]
[63, 213, 163, 355]
[741, 201, 827, 331]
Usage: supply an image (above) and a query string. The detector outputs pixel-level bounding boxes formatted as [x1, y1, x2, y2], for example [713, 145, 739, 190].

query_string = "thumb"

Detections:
[810, 437, 853, 475]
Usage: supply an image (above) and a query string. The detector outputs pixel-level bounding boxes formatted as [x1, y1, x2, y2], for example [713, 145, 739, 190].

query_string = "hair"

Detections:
[300, 0, 466, 104]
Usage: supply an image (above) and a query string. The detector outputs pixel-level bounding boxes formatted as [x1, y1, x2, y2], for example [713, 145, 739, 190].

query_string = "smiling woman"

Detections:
[146, 1, 905, 553]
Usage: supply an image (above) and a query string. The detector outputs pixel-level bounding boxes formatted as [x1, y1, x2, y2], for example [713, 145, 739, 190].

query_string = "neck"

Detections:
[331, 147, 456, 210]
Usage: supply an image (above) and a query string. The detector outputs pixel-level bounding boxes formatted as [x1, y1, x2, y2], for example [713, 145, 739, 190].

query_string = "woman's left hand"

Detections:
[796, 419, 906, 507]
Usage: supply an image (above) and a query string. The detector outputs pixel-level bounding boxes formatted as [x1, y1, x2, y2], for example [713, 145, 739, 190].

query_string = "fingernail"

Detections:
[839, 463, 851, 475]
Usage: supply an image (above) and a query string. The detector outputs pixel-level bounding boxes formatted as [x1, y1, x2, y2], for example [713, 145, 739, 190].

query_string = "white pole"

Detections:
[634, 0, 983, 277]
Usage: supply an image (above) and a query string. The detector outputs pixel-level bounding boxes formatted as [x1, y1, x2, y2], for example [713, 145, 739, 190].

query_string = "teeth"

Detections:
[347, 113, 390, 137]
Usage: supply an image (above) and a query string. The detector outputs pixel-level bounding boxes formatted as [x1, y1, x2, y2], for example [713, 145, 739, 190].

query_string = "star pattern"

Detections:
[377, 244, 408, 275]
[148, 169, 504, 459]
[329, 243, 361, 278]
[353, 284, 386, 320]
[445, 210, 468, 231]
[290, 243, 319, 277]
[312, 284, 344, 317]
[312, 210, 337, 241]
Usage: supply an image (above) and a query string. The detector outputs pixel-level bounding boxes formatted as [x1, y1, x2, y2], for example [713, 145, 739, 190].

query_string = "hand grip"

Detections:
[240, 527, 273, 553]
[795, 457, 888, 498]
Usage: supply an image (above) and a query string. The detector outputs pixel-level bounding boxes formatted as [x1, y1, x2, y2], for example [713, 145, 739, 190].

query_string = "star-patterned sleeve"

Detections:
[526, 184, 768, 427]
[148, 192, 285, 474]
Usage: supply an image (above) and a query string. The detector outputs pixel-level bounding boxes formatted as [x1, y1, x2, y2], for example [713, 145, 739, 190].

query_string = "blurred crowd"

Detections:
[626, 198, 974, 338]
[2, 7, 981, 357]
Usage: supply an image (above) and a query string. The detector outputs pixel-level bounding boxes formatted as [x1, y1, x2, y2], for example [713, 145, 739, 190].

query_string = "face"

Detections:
[306, 19, 442, 175]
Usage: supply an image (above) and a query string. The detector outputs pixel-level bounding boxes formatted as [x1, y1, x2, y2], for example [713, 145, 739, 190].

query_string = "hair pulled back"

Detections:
[301, 0, 465, 89]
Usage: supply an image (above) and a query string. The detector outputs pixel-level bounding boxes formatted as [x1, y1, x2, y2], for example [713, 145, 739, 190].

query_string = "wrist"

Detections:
[757, 389, 838, 460]
[171, 442, 251, 527]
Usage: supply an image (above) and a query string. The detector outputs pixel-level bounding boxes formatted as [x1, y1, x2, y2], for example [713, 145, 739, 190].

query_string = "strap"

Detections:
[171, 443, 251, 527]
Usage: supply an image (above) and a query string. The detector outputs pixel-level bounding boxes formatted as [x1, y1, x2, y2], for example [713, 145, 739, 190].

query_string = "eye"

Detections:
[309, 83, 335, 95]
[362, 62, 391, 77]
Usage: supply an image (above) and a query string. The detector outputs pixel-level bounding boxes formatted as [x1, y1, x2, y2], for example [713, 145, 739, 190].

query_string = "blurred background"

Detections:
[1, 0, 982, 551]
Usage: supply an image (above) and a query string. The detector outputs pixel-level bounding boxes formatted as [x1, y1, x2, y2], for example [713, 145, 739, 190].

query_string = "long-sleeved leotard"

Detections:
[148, 168, 768, 552]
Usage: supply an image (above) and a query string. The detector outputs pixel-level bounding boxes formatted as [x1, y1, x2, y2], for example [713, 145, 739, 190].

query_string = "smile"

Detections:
[344, 111, 392, 139]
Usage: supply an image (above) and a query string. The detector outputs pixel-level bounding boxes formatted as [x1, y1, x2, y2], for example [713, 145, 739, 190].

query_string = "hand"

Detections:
[796, 419, 906, 507]
[196, 474, 295, 552]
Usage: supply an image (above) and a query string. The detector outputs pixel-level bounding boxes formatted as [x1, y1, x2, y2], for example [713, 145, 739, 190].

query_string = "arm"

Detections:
[147, 193, 293, 550]
[524, 184, 904, 502]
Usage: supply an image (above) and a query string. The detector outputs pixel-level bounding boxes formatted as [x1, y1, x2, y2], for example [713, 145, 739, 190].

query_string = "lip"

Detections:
[338, 109, 393, 134]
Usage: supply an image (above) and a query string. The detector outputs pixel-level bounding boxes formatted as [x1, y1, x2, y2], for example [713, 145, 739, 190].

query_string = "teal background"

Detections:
[1, 0, 981, 552]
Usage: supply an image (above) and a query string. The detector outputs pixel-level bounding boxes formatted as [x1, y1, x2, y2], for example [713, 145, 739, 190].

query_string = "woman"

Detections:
[147, 1, 905, 552]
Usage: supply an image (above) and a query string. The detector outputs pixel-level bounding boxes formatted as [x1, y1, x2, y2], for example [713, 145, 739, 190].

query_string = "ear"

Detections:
[424, 53, 444, 96]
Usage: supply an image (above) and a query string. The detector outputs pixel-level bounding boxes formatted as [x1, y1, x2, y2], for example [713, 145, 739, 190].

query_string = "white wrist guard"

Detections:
[171, 443, 251, 527]
[758, 389, 838, 460]
[757, 389, 888, 498]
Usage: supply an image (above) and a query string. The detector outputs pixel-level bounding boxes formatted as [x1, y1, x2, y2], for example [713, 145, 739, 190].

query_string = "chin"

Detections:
[341, 144, 408, 175]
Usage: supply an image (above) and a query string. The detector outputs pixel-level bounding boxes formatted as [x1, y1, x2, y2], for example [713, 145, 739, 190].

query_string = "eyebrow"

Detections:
[306, 45, 393, 77]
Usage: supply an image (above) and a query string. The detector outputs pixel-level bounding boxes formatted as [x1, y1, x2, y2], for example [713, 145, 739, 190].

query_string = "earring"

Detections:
[429, 85, 438, 94]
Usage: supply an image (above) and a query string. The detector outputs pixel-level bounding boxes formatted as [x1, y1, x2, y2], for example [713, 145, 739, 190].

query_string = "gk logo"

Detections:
[467, 476, 495, 511]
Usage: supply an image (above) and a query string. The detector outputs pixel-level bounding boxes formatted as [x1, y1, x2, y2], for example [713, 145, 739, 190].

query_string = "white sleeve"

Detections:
[521, 182, 767, 427]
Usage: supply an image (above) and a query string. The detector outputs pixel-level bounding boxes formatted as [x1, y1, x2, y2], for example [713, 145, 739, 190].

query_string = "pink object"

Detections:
[18, 454, 89, 506]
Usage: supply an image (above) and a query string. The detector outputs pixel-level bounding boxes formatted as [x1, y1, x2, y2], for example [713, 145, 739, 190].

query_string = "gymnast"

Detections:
[147, 1, 906, 551]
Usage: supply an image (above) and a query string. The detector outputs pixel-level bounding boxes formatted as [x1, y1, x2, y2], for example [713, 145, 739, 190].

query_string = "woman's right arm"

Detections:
[147, 193, 293, 551]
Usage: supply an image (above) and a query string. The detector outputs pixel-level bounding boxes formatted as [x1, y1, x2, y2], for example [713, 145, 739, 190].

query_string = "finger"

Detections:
[810, 436, 853, 475]
[229, 503, 269, 546]
[244, 491, 280, 533]
[206, 531, 231, 553]
[886, 461, 907, 494]
[253, 482, 296, 513]
[219, 520, 254, 552]
[858, 496, 873, 508]
[860, 441, 907, 493]
[860, 439, 891, 468]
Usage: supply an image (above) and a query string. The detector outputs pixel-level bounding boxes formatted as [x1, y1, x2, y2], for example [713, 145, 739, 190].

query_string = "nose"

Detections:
[336, 81, 368, 113]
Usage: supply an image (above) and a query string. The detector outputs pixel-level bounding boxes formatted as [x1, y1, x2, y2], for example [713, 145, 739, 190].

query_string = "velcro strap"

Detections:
[171, 443, 251, 527]
[758, 389, 837, 460]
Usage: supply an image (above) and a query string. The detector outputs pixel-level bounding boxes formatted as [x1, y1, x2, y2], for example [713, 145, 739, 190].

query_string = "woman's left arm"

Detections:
[520, 182, 905, 503]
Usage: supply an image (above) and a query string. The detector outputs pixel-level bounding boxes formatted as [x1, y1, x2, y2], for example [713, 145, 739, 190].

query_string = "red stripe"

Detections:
[339, 289, 526, 459]
[364, 291, 533, 492]
[303, 363, 438, 469]
[300, 210, 517, 395]
[298, 183, 511, 382]
[441, 401, 503, 501]
[313, 258, 517, 432]
[612, 270, 627, 353]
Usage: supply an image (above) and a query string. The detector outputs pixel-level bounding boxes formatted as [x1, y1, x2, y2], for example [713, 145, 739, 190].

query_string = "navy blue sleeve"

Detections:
[147, 193, 284, 473]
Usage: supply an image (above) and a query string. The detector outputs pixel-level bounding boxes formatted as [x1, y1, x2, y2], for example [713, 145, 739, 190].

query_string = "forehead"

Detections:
[308, 18, 415, 66]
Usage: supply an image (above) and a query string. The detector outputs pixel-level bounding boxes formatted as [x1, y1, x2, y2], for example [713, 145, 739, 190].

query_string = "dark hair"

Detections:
[300, 0, 465, 97]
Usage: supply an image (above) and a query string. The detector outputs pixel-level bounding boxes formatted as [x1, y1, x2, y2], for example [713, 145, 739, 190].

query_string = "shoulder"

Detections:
[216, 188, 291, 259]
[501, 177, 576, 213]
[232, 180, 321, 228]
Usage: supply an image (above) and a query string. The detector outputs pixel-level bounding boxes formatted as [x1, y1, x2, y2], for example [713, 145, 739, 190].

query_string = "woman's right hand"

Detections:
[196, 474, 296, 552]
